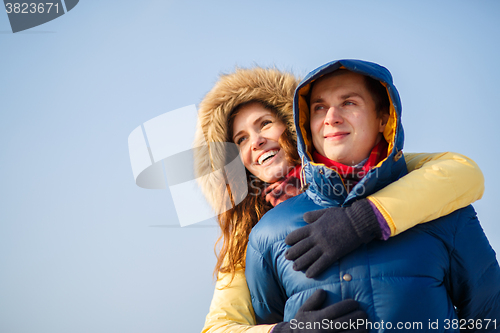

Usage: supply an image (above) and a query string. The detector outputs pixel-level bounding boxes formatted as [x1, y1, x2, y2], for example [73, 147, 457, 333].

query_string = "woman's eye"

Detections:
[236, 136, 247, 145]
[261, 120, 272, 128]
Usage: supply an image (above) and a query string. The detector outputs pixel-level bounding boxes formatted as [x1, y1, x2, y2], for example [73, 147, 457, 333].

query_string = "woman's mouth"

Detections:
[257, 149, 280, 165]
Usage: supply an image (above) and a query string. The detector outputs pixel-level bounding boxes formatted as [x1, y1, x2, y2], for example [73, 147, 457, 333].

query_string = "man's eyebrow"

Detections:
[340, 92, 364, 100]
[310, 93, 364, 105]
[310, 97, 324, 104]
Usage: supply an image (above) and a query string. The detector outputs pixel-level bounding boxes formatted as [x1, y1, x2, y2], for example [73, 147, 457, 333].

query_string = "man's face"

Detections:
[309, 71, 389, 166]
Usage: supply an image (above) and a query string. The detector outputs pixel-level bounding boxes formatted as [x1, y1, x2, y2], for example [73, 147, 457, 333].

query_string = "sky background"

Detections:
[1, 1, 499, 332]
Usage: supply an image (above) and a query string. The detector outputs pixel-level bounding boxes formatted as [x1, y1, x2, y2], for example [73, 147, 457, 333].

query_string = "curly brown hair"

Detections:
[192, 67, 300, 286]
[214, 100, 300, 286]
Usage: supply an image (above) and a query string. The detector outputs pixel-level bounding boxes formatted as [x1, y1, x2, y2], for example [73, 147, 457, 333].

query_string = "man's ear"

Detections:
[378, 112, 390, 132]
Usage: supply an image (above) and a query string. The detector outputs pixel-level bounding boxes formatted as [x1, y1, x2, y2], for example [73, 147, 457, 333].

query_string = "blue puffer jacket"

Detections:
[245, 60, 500, 332]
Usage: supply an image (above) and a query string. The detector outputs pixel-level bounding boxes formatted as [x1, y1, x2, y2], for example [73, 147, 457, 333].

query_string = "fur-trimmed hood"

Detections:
[194, 67, 300, 212]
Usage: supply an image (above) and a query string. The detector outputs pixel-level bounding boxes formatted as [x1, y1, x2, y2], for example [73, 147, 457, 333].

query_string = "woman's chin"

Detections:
[261, 167, 288, 183]
[254, 156, 293, 183]
[262, 175, 280, 184]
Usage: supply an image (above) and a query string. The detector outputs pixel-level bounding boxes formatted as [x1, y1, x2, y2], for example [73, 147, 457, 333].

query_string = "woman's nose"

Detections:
[251, 134, 266, 150]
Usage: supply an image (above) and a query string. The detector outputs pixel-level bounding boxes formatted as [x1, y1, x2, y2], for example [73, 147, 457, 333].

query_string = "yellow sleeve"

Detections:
[367, 152, 484, 236]
[201, 266, 275, 333]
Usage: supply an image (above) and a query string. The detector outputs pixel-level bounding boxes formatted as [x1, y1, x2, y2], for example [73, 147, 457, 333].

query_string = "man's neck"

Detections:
[312, 138, 389, 193]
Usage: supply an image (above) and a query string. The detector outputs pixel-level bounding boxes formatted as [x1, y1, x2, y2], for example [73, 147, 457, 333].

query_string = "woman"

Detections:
[194, 67, 484, 333]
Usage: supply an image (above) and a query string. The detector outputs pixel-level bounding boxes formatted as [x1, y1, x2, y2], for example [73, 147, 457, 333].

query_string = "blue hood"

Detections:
[293, 59, 407, 206]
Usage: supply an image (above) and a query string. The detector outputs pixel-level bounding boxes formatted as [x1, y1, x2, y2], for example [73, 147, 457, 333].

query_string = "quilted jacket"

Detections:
[245, 59, 500, 332]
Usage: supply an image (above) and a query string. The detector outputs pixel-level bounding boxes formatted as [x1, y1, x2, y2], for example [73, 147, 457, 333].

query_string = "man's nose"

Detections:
[324, 106, 343, 125]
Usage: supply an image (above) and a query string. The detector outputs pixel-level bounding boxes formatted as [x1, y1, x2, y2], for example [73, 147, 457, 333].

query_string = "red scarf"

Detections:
[312, 139, 389, 193]
[262, 165, 302, 207]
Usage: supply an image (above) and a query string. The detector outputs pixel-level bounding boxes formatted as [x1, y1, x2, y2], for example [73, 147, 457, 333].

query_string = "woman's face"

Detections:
[231, 103, 293, 183]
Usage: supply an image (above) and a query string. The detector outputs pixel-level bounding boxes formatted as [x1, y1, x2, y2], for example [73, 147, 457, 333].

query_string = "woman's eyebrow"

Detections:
[232, 130, 244, 141]
[252, 115, 267, 125]
[232, 115, 269, 141]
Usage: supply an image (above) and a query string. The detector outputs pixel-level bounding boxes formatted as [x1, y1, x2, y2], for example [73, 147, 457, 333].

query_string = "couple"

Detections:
[196, 60, 500, 332]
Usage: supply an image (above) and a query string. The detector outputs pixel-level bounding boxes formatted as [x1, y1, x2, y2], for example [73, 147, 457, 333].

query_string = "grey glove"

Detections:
[285, 199, 381, 278]
[273, 289, 368, 333]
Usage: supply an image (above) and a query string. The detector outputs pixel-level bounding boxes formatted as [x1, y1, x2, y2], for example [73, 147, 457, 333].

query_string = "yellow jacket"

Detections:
[201, 152, 484, 333]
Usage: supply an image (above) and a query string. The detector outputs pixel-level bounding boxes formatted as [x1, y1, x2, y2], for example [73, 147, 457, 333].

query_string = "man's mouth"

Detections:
[257, 149, 279, 165]
[325, 132, 349, 140]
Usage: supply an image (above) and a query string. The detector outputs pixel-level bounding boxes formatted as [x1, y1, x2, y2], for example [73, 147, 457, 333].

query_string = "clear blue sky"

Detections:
[1, 1, 499, 332]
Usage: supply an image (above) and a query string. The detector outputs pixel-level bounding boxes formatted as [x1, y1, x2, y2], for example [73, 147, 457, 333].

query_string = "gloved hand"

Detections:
[285, 199, 381, 278]
[272, 289, 368, 333]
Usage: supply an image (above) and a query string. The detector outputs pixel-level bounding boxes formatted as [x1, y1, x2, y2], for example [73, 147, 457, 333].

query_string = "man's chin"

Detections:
[323, 150, 341, 162]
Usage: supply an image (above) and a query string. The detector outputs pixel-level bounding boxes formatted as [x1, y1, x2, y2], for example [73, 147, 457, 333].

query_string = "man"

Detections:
[245, 59, 500, 332]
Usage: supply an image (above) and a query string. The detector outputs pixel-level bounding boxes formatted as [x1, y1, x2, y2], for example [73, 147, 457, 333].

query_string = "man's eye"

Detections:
[343, 101, 355, 106]
[313, 105, 326, 111]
